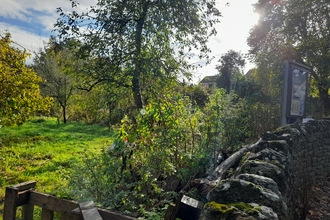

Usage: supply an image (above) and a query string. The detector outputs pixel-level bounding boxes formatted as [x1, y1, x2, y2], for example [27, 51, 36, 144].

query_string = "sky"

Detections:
[0, 0, 259, 83]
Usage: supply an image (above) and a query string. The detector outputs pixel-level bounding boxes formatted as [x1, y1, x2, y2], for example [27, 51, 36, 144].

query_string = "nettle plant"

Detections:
[199, 88, 250, 169]
[117, 94, 204, 183]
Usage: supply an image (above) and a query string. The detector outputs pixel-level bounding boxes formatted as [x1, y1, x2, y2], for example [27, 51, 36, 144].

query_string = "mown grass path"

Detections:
[0, 117, 115, 219]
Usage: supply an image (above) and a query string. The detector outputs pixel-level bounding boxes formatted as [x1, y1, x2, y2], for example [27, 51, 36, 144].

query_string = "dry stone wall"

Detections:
[199, 120, 330, 220]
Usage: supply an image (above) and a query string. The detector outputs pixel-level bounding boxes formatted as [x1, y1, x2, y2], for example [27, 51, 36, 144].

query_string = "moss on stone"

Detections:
[204, 202, 236, 215]
[204, 202, 261, 216]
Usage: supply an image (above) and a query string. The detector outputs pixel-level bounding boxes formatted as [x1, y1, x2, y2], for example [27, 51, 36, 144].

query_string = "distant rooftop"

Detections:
[199, 75, 219, 83]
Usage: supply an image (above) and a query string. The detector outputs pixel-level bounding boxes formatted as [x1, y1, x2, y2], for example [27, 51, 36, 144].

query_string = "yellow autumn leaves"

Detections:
[0, 33, 52, 126]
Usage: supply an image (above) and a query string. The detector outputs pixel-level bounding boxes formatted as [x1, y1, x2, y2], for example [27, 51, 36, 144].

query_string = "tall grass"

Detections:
[0, 117, 115, 219]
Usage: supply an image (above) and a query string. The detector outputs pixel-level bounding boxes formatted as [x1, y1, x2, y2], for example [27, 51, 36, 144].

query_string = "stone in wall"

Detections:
[236, 174, 280, 196]
[200, 202, 278, 220]
[237, 160, 286, 191]
[206, 178, 283, 214]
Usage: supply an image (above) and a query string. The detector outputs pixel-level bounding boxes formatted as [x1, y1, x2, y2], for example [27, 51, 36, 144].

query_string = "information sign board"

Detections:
[285, 62, 310, 118]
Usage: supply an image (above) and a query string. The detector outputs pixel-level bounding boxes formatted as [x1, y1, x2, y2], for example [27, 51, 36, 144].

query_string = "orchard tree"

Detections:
[34, 38, 78, 123]
[248, 0, 330, 114]
[0, 33, 52, 126]
[55, 0, 221, 109]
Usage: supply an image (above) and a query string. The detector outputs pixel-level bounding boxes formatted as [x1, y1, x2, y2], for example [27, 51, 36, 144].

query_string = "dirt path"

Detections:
[306, 177, 330, 220]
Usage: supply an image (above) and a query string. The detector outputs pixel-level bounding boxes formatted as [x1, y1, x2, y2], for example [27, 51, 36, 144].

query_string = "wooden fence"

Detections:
[3, 181, 136, 220]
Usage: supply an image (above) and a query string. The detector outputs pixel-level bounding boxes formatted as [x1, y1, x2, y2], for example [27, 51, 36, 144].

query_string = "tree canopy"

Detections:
[216, 50, 245, 93]
[33, 38, 78, 123]
[248, 0, 330, 113]
[0, 33, 52, 126]
[55, 0, 221, 109]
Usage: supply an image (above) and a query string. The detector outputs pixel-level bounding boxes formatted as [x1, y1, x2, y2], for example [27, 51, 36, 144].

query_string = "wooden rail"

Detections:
[3, 181, 136, 220]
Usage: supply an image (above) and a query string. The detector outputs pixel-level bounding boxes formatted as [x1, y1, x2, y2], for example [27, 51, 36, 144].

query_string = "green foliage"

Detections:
[216, 50, 246, 93]
[202, 89, 250, 154]
[0, 33, 53, 126]
[67, 88, 257, 218]
[55, 0, 221, 108]
[233, 69, 281, 139]
[181, 84, 209, 108]
[119, 95, 203, 178]
[247, 101, 281, 138]
[67, 92, 205, 217]
[234, 74, 265, 102]
[67, 84, 131, 126]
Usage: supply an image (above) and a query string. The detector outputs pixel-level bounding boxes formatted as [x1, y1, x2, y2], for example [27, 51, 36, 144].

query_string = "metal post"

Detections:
[281, 62, 289, 126]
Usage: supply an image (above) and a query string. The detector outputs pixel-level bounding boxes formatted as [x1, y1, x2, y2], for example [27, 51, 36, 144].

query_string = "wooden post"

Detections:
[164, 193, 183, 220]
[4, 181, 36, 220]
[42, 208, 54, 220]
[3, 186, 19, 220]
[22, 203, 34, 220]
[16, 181, 37, 220]
[176, 195, 204, 220]
[79, 201, 103, 220]
[164, 194, 204, 220]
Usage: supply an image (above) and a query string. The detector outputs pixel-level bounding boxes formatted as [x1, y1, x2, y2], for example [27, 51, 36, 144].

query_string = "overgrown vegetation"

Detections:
[65, 88, 254, 218]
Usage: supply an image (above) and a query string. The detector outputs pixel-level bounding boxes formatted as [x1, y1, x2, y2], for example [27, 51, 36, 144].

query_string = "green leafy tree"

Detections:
[55, 0, 221, 109]
[248, 0, 330, 114]
[33, 38, 77, 123]
[216, 50, 245, 93]
[234, 72, 265, 102]
[234, 68, 281, 138]
[0, 33, 52, 126]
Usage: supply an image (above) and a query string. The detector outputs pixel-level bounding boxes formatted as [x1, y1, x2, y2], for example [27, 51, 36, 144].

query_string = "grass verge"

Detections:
[0, 117, 115, 219]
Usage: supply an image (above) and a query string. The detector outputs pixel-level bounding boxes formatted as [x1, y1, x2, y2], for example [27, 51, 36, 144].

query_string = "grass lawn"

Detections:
[0, 117, 116, 219]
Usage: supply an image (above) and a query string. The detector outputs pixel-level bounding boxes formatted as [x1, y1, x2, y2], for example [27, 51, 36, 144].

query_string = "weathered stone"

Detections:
[267, 140, 291, 154]
[261, 132, 281, 141]
[246, 148, 287, 167]
[236, 174, 280, 196]
[250, 203, 278, 220]
[237, 160, 286, 191]
[199, 201, 278, 220]
[207, 179, 282, 214]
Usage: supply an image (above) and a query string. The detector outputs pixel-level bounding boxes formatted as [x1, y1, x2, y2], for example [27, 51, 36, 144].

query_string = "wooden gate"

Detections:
[3, 181, 136, 220]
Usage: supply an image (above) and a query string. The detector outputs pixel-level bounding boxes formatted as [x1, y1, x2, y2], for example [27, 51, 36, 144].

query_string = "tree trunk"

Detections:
[108, 102, 112, 129]
[131, 2, 149, 109]
[318, 85, 330, 115]
[132, 76, 143, 109]
[207, 139, 261, 181]
[62, 105, 67, 124]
